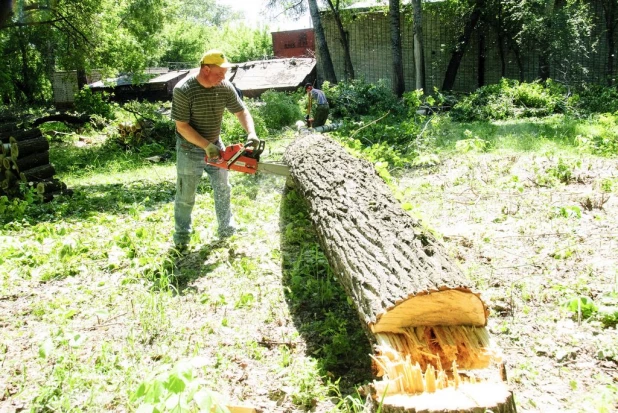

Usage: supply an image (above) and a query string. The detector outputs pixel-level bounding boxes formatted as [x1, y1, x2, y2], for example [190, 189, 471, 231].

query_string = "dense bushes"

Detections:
[257, 90, 304, 130]
[450, 78, 618, 122]
[321, 79, 402, 119]
[450, 79, 572, 121]
[574, 85, 618, 114]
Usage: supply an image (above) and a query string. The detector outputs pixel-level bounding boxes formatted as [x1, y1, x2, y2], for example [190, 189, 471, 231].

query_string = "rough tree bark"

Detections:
[442, 0, 484, 91]
[20, 163, 55, 182]
[9, 150, 49, 172]
[412, 0, 426, 93]
[1, 127, 42, 143]
[283, 134, 515, 413]
[10, 135, 49, 159]
[390, 0, 405, 97]
[308, 0, 337, 85]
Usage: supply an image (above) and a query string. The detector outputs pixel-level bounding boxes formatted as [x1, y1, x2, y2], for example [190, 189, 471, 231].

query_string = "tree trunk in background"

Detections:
[442, 0, 484, 91]
[478, 31, 486, 87]
[601, 0, 617, 86]
[325, 0, 355, 80]
[390, 0, 405, 97]
[412, 0, 426, 93]
[77, 67, 88, 91]
[538, 0, 555, 81]
[284, 134, 515, 412]
[308, 0, 337, 85]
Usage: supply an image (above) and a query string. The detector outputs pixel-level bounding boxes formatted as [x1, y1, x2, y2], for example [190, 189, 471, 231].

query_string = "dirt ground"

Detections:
[399, 152, 618, 412]
[1, 150, 617, 413]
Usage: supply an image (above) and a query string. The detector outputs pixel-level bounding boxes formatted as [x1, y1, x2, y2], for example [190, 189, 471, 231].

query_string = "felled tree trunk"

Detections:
[283, 134, 516, 413]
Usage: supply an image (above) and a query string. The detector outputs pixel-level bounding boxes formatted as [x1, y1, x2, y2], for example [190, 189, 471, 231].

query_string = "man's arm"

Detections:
[234, 109, 257, 139]
[175, 121, 210, 149]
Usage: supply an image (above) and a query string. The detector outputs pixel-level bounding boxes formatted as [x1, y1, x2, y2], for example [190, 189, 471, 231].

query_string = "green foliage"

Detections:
[451, 79, 571, 121]
[0, 185, 41, 224]
[575, 85, 618, 115]
[321, 79, 402, 119]
[574, 113, 618, 156]
[546, 157, 580, 184]
[281, 190, 371, 381]
[550, 205, 582, 220]
[563, 296, 597, 319]
[220, 100, 268, 141]
[74, 89, 116, 119]
[455, 130, 490, 153]
[132, 360, 231, 413]
[257, 90, 304, 130]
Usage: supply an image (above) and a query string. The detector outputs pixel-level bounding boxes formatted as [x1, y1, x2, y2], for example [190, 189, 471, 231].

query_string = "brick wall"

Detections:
[272, 29, 316, 58]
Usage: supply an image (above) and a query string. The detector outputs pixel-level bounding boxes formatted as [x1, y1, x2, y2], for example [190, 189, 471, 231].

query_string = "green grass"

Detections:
[414, 113, 616, 160]
[1, 111, 617, 412]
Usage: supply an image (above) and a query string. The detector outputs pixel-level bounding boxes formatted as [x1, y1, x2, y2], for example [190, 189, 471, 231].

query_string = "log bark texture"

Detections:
[4, 127, 42, 143]
[20, 164, 55, 182]
[0, 122, 20, 136]
[11, 150, 49, 172]
[36, 178, 67, 194]
[10, 136, 49, 159]
[283, 134, 488, 334]
[284, 135, 514, 413]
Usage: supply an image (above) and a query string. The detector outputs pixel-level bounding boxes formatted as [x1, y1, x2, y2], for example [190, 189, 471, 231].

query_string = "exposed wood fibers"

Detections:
[372, 326, 503, 397]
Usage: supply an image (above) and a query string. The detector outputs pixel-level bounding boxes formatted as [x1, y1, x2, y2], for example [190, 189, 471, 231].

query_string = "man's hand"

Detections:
[205, 142, 220, 161]
[245, 133, 260, 150]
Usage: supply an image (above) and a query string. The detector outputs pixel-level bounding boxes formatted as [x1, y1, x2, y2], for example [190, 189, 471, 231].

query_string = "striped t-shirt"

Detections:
[171, 77, 245, 143]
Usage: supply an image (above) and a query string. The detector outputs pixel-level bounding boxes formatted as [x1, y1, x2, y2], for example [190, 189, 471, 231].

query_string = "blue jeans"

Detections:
[174, 138, 234, 245]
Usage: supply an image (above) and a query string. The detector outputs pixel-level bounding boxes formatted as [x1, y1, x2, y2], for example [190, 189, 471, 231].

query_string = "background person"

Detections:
[171, 49, 260, 248]
[305, 83, 329, 127]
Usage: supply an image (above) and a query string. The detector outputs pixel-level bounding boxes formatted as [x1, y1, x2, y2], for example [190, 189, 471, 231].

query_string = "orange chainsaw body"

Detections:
[206, 143, 259, 174]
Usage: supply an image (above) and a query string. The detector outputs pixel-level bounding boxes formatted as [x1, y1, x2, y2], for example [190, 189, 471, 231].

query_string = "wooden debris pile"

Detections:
[0, 122, 71, 201]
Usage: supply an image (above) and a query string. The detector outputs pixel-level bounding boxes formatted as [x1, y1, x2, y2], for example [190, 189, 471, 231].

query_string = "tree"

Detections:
[411, 0, 426, 93]
[284, 133, 517, 413]
[501, 0, 594, 84]
[389, 0, 405, 97]
[324, 0, 355, 80]
[442, 0, 484, 91]
[308, 0, 337, 84]
[599, 0, 618, 86]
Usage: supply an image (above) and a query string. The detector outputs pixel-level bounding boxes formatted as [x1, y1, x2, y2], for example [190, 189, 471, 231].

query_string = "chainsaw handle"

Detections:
[244, 139, 264, 159]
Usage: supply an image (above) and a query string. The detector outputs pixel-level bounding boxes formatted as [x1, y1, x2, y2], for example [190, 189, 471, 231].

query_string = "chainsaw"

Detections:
[205, 141, 290, 176]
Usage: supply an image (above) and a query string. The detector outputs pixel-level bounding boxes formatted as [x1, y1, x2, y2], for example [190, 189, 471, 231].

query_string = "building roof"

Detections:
[232, 58, 316, 97]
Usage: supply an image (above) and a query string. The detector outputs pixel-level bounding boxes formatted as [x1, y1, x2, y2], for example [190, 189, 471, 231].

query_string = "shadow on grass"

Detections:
[169, 238, 231, 294]
[278, 185, 373, 395]
[21, 178, 179, 224]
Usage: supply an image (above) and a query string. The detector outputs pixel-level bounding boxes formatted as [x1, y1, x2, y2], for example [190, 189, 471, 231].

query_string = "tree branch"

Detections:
[2, 18, 62, 28]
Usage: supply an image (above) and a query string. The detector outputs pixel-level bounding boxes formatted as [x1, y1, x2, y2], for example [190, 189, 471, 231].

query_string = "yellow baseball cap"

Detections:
[200, 49, 233, 67]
